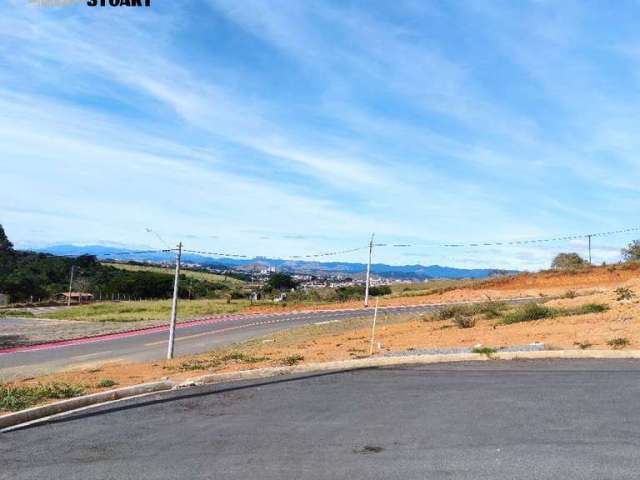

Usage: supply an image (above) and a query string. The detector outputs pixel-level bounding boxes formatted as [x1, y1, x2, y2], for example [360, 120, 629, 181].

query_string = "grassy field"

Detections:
[103, 262, 245, 285]
[39, 298, 255, 322]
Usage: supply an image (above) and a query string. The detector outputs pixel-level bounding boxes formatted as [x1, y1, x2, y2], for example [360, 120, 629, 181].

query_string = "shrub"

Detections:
[563, 290, 577, 299]
[283, 354, 304, 366]
[501, 303, 554, 324]
[574, 341, 592, 350]
[615, 287, 635, 301]
[567, 303, 608, 315]
[622, 240, 640, 262]
[453, 314, 476, 329]
[96, 379, 117, 388]
[436, 301, 507, 321]
[436, 305, 467, 320]
[607, 337, 630, 349]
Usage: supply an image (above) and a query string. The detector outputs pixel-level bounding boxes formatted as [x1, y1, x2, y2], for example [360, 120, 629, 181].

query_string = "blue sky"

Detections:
[1, 0, 639, 270]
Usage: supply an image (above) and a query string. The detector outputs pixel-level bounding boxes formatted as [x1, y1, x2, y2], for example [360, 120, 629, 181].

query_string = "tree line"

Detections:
[0, 225, 233, 302]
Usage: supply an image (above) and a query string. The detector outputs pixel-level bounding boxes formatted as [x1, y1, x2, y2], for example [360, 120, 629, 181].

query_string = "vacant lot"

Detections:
[3, 273, 638, 414]
[104, 262, 245, 286]
[37, 298, 253, 323]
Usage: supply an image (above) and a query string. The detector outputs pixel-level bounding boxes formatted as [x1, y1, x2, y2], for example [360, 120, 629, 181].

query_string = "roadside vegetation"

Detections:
[421, 300, 609, 328]
[0, 382, 85, 412]
[41, 298, 253, 322]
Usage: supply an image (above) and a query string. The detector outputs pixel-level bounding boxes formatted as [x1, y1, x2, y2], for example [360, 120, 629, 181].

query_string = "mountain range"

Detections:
[33, 245, 517, 280]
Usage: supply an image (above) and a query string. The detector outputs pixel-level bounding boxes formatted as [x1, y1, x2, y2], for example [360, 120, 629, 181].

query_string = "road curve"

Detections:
[3, 359, 640, 479]
[0, 299, 534, 380]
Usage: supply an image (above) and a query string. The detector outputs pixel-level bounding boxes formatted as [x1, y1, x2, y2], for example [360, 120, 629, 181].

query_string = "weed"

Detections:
[607, 337, 630, 349]
[436, 305, 467, 320]
[574, 341, 592, 350]
[453, 314, 476, 329]
[0, 382, 85, 412]
[179, 358, 222, 371]
[96, 379, 118, 388]
[565, 303, 608, 315]
[435, 301, 507, 322]
[501, 303, 554, 325]
[472, 347, 497, 356]
[220, 352, 268, 363]
[615, 287, 635, 301]
[283, 354, 304, 366]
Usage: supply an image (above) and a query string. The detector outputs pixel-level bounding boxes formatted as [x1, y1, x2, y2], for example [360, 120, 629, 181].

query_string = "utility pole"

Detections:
[67, 265, 75, 307]
[167, 242, 182, 360]
[587, 234, 592, 264]
[364, 233, 375, 308]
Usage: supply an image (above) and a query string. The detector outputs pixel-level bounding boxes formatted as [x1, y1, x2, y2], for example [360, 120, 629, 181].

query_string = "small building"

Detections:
[0, 293, 9, 306]
[57, 292, 94, 304]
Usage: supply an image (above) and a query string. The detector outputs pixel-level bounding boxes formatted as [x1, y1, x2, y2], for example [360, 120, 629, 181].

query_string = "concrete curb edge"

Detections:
[3, 349, 640, 431]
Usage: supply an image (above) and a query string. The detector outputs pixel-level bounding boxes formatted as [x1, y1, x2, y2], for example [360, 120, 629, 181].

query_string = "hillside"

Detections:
[103, 262, 245, 286]
[0, 226, 239, 303]
[35, 244, 516, 280]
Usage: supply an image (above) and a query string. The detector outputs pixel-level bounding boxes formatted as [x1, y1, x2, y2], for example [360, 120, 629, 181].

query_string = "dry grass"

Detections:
[39, 298, 253, 322]
[103, 262, 245, 285]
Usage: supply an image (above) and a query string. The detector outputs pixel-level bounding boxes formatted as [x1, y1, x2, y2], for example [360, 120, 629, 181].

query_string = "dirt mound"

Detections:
[476, 263, 640, 291]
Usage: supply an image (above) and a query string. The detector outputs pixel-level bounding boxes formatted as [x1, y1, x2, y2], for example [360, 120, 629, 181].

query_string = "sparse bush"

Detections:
[563, 290, 577, 299]
[220, 352, 268, 363]
[436, 301, 507, 321]
[501, 303, 554, 325]
[615, 287, 635, 301]
[453, 314, 476, 329]
[437, 305, 467, 320]
[179, 358, 222, 371]
[475, 301, 508, 319]
[283, 354, 304, 366]
[574, 341, 592, 350]
[607, 337, 630, 349]
[567, 303, 608, 315]
[622, 240, 640, 262]
[96, 379, 117, 388]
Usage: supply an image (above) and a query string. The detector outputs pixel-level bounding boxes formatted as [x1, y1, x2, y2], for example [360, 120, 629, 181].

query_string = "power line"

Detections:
[374, 226, 640, 249]
[181, 246, 367, 260]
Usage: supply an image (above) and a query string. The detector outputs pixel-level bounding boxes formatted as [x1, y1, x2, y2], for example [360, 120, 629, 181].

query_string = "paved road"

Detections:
[0, 303, 450, 379]
[3, 359, 640, 479]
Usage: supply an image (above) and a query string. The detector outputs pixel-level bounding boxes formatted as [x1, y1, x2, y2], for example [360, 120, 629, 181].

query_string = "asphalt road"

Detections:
[3, 359, 640, 479]
[0, 303, 448, 379]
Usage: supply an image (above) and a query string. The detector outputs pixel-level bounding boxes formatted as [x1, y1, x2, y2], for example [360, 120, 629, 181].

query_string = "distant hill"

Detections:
[33, 245, 517, 280]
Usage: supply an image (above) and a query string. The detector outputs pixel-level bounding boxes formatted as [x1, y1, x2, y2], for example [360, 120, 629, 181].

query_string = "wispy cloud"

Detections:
[1, 0, 638, 268]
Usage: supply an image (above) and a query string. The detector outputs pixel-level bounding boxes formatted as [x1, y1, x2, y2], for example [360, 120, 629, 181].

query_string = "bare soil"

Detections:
[3, 264, 639, 414]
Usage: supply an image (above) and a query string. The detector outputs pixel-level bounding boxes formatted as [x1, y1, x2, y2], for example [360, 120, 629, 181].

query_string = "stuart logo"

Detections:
[87, 0, 151, 6]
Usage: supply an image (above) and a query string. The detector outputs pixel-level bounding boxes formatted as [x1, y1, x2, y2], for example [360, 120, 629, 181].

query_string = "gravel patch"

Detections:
[384, 343, 546, 357]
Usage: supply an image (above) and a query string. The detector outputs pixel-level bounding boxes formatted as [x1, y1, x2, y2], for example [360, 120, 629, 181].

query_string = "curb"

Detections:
[0, 380, 174, 430]
[5, 348, 639, 432]
[178, 349, 640, 387]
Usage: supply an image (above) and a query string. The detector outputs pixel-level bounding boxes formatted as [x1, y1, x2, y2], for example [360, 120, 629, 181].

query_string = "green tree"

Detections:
[622, 240, 640, 262]
[551, 252, 586, 270]
[266, 273, 298, 291]
[0, 224, 13, 252]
